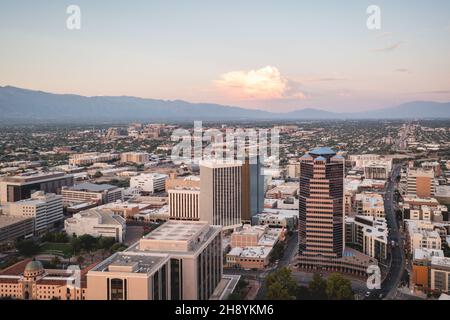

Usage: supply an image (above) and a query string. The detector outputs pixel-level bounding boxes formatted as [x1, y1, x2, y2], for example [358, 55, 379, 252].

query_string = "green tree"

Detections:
[265, 281, 293, 300]
[308, 273, 327, 300]
[50, 255, 61, 267]
[76, 255, 85, 267]
[325, 273, 355, 300]
[16, 239, 40, 257]
[264, 267, 298, 300]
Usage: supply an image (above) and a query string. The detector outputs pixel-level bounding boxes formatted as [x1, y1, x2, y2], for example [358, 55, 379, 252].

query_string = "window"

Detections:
[110, 278, 124, 300]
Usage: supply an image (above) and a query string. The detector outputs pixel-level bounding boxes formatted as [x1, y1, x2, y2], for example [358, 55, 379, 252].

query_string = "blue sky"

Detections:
[0, 0, 449, 112]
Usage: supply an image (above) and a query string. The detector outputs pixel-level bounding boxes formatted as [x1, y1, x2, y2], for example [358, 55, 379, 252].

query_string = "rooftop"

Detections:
[69, 182, 118, 192]
[90, 252, 168, 275]
[309, 147, 336, 156]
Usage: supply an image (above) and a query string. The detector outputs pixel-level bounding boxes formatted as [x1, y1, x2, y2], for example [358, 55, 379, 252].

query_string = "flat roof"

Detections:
[143, 220, 207, 241]
[90, 252, 168, 274]
[0, 215, 33, 228]
[69, 182, 118, 192]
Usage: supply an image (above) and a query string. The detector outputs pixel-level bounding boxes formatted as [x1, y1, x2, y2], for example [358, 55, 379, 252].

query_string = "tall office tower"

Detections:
[199, 161, 242, 230]
[0, 172, 74, 204]
[298, 147, 345, 259]
[241, 156, 265, 224]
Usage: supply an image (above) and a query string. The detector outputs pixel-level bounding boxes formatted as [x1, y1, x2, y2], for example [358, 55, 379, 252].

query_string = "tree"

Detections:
[296, 286, 311, 300]
[326, 273, 355, 300]
[50, 255, 61, 267]
[76, 255, 85, 267]
[93, 171, 103, 178]
[265, 281, 293, 300]
[264, 267, 298, 300]
[16, 240, 40, 257]
[308, 273, 327, 300]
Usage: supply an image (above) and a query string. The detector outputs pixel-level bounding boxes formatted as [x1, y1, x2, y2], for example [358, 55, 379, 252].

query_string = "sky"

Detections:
[0, 0, 450, 113]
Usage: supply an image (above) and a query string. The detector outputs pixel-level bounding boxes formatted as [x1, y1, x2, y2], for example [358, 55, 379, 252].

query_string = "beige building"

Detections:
[0, 259, 91, 300]
[120, 152, 149, 164]
[64, 208, 126, 243]
[430, 256, 450, 294]
[405, 168, 437, 198]
[168, 188, 200, 221]
[87, 220, 222, 300]
[199, 161, 242, 230]
[354, 192, 385, 218]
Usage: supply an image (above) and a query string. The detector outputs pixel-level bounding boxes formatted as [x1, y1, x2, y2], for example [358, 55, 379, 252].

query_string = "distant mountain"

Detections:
[0, 85, 449, 123]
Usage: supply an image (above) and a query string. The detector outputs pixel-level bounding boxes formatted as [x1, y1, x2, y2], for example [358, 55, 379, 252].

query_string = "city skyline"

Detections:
[1, 0, 450, 112]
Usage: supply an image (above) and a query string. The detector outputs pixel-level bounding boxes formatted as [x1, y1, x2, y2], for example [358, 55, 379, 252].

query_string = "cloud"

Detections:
[314, 77, 348, 82]
[372, 41, 405, 52]
[215, 66, 307, 100]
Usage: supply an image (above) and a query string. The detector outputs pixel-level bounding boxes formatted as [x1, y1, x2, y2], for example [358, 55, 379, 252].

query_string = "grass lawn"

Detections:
[40, 242, 73, 258]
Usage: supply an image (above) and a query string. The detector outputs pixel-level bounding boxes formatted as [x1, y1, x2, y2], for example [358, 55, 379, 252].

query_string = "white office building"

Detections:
[9, 191, 63, 235]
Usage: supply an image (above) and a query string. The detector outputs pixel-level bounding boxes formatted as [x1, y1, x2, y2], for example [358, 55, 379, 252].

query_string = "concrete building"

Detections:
[287, 161, 301, 179]
[69, 152, 119, 166]
[0, 215, 34, 243]
[0, 172, 74, 203]
[120, 152, 149, 165]
[252, 210, 298, 230]
[265, 182, 298, 199]
[411, 248, 444, 293]
[0, 259, 91, 300]
[406, 220, 442, 251]
[64, 208, 126, 243]
[62, 182, 124, 205]
[87, 221, 222, 300]
[199, 161, 242, 230]
[405, 168, 437, 198]
[9, 191, 63, 235]
[226, 247, 271, 270]
[354, 192, 385, 218]
[168, 188, 200, 221]
[345, 215, 388, 264]
[430, 256, 450, 294]
[130, 173, 168, 194]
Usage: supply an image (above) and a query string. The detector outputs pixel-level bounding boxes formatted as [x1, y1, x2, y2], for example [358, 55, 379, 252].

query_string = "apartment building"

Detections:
[120, 152, 149, 164]
[69, 152, 119, 166]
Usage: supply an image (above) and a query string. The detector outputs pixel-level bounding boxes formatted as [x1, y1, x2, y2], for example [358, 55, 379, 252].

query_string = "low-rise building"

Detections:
[120, 152, 149, 164]
[0, 259, 92, 300]
[64, 208, 126, 243]
[0, 215, 34, 243]
[130, 173, 168, 194]
[62, 182, 123, 205]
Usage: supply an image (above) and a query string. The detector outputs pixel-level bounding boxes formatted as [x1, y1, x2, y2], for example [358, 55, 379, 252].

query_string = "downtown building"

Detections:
[8, 191, 64, 236]
[199, 161, 242, 230]
[0, 172, 74, 204]
[297, 147, 377, 276]
[86, 220, 222, 300]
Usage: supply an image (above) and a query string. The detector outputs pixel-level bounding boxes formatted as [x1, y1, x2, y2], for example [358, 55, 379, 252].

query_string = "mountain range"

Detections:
[0, 85, 449, 123]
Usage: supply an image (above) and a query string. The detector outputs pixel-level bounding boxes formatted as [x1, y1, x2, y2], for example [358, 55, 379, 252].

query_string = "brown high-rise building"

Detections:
[298, 147, 344, 259]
